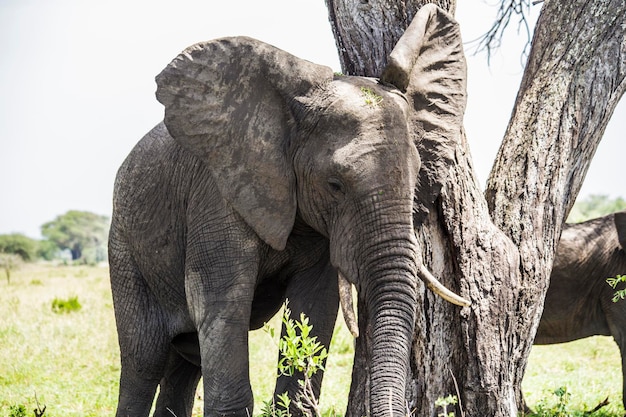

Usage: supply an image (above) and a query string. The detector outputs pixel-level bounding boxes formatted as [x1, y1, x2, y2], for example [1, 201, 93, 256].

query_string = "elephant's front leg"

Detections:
[185, 245, 260, 417]
[274, 258, 340, 413]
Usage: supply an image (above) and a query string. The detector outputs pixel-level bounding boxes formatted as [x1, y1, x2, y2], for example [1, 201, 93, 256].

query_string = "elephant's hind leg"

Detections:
[110, 231, 170, 417]
[612, 333, 626, 411]
[605, 302, 626, 410]
[153, 349, 202, 417]
[113, 285, 169, 417]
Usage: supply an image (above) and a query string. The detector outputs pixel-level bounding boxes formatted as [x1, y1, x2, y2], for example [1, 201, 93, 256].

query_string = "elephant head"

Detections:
[155, 4, 467, 415]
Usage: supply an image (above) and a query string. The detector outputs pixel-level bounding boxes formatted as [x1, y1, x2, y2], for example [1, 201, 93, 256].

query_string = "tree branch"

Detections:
[474, 0, 533, 64]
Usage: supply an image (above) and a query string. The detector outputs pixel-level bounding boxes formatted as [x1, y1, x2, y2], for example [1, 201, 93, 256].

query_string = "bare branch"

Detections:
[472, 0, 533, 64]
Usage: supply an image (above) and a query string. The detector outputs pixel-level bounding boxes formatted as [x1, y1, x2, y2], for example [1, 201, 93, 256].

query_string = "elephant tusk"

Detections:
[338, 273, 359, 338]
[417, 263, 471, 307]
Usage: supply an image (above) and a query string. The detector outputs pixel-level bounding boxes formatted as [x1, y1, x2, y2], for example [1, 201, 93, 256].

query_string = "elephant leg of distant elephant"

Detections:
[274, 258, 340, 410]
[153, 350, 202, 417]
[110, 234, 170, 417]
[609, 333, 626, 411]
[605, 304, 626, 410]
[613, 333, 626, 411]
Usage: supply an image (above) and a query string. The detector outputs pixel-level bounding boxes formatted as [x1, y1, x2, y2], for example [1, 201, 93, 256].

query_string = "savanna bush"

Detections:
[51, 296, 82, 313]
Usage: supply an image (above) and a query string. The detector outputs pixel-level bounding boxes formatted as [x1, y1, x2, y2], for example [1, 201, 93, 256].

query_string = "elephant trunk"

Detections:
[365, 249, 418, 417]
[338, 231, 469, 342]
[339, 262, 469, 336]
[369, 309, 414, 416]
[334, 191, 468, 415]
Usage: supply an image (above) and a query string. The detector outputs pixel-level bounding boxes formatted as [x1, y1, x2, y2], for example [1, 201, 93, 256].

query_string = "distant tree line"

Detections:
[0, 210, 109, 266]
[567, 195, 626, 223]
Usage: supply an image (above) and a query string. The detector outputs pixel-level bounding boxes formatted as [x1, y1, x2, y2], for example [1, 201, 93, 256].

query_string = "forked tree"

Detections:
[323, 0, 626, 415]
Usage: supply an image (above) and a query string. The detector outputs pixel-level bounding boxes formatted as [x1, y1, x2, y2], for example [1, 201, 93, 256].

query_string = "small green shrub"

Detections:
[262, 301, 328, 417]
[7, 400, 46, 417]
[531, 386, 571, 417]
[8, 404, 27, 417]
[606, 275, 626, 302]
[526, 386, 614, 416]
[277, 312, 328, 380]
[435, 395, 458, 417]
[51, 296, 82, 313]
[260, 392, 293, 417]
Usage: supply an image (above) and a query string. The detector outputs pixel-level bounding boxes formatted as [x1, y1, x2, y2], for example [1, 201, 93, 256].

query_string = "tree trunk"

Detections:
[486, 0, 626, 411]
[325, 0, 626, 416]
[71, 245, 82, 261]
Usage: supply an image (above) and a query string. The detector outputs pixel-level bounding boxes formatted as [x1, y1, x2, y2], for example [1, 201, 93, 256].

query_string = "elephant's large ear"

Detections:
[615, 210, 626, 250]
[381, 4, 467, 222]
[156, 37, 334, 250]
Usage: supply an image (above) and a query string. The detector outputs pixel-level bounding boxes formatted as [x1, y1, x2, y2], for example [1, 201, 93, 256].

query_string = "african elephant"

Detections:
[108, 5, 468, 417]
[535, 210, 626, 408]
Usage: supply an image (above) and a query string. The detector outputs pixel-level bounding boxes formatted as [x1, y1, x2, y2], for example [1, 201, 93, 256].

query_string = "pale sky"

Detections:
[1, 0, 624, 239]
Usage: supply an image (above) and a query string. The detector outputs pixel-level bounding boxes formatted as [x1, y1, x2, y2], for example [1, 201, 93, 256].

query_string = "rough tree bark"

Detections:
[487, 0, 626, 412]
[324, 0, 626, 416]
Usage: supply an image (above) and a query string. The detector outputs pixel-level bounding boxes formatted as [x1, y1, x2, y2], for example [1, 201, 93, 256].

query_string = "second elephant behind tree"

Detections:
[535, 209, 626, 408]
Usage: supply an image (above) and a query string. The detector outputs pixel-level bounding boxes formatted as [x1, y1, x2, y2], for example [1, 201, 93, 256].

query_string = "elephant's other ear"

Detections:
[156, 37, 334, 250]
[381, 4, 467, 223]
[614, 210, 626, 250]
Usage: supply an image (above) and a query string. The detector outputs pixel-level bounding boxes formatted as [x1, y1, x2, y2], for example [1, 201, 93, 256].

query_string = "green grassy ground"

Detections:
[523, 337, 624, 415]
[1, 265, 624, 416]
[1, 265, 118, 416]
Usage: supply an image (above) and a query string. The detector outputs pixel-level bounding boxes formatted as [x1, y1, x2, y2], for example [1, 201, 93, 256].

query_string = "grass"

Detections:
[0, 264, 353, 417]
[0, 265, 119, 416]
[523, 337, 624, 415]
[1, 264, 624, 416]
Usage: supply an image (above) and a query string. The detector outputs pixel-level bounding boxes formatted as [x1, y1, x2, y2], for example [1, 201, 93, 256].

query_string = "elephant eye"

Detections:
[327, 177, 346, 196]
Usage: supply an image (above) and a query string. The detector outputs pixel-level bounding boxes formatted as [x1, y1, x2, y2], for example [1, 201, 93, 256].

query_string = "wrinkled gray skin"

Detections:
[535, 210, 626, 407]
[109, 6, 467, 417]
